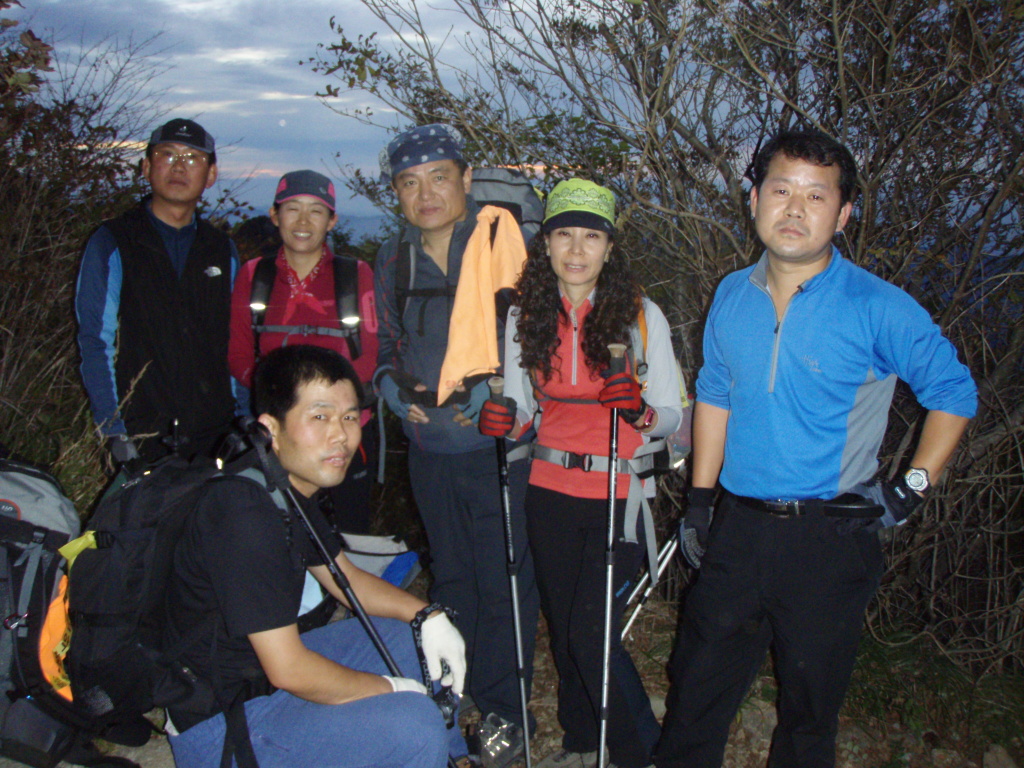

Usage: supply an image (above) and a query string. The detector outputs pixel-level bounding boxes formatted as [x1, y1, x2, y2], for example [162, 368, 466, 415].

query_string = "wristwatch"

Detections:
[904, 467, 930, 494]
[636, 406, 656, 431]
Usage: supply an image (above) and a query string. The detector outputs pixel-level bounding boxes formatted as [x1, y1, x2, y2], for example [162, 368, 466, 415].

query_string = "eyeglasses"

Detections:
[152, 148, 208, 168]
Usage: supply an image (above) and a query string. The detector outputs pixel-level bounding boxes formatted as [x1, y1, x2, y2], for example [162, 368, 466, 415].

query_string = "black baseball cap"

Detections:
[148, 118, 216, 156]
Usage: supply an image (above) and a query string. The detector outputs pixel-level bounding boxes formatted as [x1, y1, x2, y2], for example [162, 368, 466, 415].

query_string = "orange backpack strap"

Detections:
[38, 574, 73, 701]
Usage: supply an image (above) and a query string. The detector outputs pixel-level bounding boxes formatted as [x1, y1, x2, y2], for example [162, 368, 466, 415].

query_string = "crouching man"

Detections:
[165, 344, 470, 768]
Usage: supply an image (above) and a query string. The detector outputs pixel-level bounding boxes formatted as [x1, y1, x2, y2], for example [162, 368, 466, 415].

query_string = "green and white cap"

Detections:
[542, 179, 616, 235]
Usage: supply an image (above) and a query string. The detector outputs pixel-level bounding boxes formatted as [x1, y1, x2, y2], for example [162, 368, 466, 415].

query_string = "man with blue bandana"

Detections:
[654, 130, 977, 768]
[76, 118, 240, 464]
[372, 124, 539, 760]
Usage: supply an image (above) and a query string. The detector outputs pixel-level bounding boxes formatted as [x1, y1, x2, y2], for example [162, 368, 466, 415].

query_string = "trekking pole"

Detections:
[621, 530, 679, 640]
[488, 375, 533, 768]
[598, 343, 627, 768]
[255, 439, 461, 768]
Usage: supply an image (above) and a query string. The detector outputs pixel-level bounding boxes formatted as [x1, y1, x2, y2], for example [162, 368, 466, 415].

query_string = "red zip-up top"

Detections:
[529, 294, 643, 500]
[229, 246, 378, 424]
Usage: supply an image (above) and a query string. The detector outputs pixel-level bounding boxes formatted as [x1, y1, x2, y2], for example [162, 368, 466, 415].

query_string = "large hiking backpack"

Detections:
[66, 454, 274, 768]
[65, 456, 226, 731]
[65, 448, 420, 768]
[248, 253, 363, 362]
[470, 167, 544, 244]
[0, 458, 135, 768]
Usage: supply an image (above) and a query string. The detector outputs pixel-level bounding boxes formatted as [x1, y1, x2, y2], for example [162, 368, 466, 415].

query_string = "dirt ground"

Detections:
[5, 574, 1019, 768]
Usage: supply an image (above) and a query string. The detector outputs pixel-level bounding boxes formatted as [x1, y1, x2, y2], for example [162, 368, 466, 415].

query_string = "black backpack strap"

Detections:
[250, 253, 363, 361]
[393, 234, 414, 326]
[0, 544, 13, 686]
[249, 256, 277, 365]
[392, 234, 460, 337]
[219, 690, 259, 768]
[332, 255, 362, 360]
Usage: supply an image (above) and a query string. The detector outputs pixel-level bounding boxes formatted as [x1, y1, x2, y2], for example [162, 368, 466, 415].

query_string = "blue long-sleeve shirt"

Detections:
[697, 248, 977, 500]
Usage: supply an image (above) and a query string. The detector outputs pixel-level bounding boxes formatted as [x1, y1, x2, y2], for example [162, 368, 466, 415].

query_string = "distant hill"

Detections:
[337, 212, 392, 243]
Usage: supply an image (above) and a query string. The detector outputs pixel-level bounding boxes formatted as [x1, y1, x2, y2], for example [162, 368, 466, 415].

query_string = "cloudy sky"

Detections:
[12, 0, 405, 219]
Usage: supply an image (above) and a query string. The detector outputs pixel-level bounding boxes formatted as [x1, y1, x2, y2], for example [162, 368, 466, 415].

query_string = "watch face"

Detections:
[905, 468, 929, 492]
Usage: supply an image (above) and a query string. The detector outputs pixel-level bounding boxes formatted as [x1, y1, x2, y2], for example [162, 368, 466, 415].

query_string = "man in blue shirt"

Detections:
[655, 130, 976, 768]
[76, 118, 239, 464]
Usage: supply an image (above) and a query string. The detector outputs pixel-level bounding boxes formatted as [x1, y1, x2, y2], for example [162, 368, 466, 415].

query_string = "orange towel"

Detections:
[437, 206, 527, 405]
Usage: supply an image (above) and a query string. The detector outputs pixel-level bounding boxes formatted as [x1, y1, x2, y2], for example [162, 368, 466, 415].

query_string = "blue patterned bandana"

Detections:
[379, 123, 466, 183]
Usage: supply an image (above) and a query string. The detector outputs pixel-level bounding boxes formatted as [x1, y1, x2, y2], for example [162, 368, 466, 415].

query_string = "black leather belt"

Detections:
[736, 496, 822, 517]
[734, 493, 883, 519]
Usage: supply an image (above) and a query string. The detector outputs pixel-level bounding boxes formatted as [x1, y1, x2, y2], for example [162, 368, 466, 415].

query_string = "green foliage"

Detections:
[846, 633, 1024, 757]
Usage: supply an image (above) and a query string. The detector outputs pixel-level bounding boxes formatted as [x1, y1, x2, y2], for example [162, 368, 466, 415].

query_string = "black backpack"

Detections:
[67, 454, 285, 768]
[0, 457, 136, 768]
[248, 254, 362, 362]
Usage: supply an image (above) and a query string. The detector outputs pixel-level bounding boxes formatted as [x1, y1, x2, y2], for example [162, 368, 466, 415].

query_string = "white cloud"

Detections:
[170, 99, 247, 113]
[204, 48, 286, 66]
[257, 91, 312, 102]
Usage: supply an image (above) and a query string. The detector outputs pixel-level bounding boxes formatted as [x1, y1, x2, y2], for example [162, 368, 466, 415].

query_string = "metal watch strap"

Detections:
[409, 602, 457, 689]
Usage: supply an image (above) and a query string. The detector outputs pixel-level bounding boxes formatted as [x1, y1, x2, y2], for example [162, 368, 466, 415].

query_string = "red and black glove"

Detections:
[479, 397, 518, 437]
[599, 372, 646, 423]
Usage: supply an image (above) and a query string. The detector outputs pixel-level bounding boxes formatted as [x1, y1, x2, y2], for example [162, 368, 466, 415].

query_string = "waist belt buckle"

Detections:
[562, 451, 593, 472]
[764, 499, 804, 517]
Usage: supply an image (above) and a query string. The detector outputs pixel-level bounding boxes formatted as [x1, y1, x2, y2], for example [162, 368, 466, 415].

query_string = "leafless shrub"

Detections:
[312, 0, 1024, 672]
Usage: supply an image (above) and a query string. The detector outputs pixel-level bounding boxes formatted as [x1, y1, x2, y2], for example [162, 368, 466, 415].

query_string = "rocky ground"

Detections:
[5, 575, 1020, 768]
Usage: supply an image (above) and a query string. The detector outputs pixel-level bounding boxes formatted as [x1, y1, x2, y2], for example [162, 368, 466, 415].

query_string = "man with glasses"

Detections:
[77, 118, 239, 464]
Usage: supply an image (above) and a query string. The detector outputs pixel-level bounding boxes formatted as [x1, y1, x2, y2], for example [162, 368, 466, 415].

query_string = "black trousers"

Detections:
[408, 445, 539, 730]
[654, 493, 884, 768]
[527, 486, 661, 768]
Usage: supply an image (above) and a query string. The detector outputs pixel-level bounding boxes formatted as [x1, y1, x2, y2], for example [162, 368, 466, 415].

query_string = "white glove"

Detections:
[419, 612, 466, 694]
[384, 676, 428, 694]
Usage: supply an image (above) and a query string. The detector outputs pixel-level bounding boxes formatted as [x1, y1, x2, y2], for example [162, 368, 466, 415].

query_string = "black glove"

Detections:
[454, 373, 493, 424]
[881, 475, 924, 525]
[849, 476, 924, 528]
[679, 487, 714, 569]
[107, 434, 140, 465]
[378, 370, 433, 417]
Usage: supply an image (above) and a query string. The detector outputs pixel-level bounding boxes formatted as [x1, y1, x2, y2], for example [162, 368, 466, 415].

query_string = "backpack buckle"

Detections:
[561, 451, 593, 472]
[4, 612, 28, 630]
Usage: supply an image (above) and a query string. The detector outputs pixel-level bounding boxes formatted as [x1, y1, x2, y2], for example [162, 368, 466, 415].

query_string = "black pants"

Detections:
[527, 486, 661, 768]
[408, 445, 539, 730]
[654, 493, 884, 768]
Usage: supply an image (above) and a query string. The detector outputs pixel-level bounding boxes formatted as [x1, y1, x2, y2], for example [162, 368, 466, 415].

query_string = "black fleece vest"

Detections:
[104, 201, 235, 448]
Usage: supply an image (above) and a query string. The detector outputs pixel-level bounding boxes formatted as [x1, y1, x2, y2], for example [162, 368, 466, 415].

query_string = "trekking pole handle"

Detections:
[607, 343, 627, 376]
[488, 375, 505, 403]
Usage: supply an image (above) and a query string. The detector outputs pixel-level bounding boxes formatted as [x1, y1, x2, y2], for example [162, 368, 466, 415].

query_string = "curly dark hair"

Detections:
[514, 232, 641, 380]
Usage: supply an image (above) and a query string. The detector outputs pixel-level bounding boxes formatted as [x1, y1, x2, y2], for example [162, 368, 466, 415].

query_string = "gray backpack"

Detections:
[0, 458, 80, 539]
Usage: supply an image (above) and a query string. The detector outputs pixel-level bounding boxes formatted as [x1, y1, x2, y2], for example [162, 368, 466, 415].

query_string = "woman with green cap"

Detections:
[480, 179, 683, 768]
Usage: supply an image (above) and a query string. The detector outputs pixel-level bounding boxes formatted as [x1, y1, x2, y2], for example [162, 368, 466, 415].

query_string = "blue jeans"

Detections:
[168, 618, 467, 768]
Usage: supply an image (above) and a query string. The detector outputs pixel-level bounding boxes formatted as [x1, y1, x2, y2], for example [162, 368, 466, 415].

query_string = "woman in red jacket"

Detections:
[481, 179, 683, 768]
[229, 170, 379, 534]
